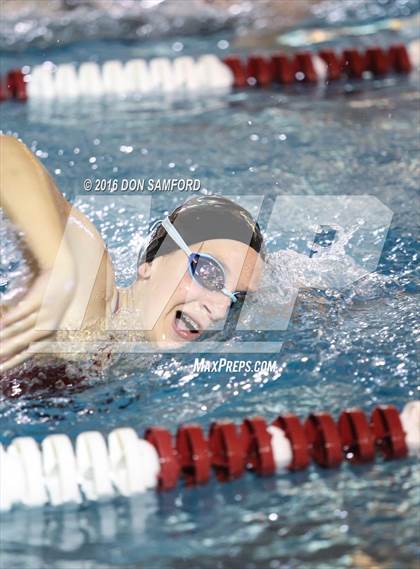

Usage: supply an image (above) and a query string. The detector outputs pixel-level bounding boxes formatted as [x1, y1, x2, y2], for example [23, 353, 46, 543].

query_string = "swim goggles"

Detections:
[161, 217, 240, 304]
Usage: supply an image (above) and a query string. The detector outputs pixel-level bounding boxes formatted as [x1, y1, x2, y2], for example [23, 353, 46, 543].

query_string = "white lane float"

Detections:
[42, 434, 82, 506]
[0, 401, 418, 512]
[75, 430, 115, 501]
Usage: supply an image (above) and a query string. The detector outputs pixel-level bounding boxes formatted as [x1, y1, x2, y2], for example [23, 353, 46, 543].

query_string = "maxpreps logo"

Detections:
[193, 358, 279, 374]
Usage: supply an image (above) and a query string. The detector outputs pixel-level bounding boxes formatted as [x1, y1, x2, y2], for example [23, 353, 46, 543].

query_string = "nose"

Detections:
[201, 289, 231, 322]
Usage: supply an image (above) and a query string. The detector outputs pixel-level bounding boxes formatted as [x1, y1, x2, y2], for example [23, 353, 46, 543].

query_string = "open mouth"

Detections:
[173, 310, 202, 340]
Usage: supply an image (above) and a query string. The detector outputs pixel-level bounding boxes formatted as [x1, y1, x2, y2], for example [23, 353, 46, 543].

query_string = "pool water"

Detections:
[1, 26, 419, 569]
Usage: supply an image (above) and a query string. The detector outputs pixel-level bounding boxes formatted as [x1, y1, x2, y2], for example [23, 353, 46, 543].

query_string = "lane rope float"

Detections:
[1, 40, 419, 103]
[0, 401, 418, 511]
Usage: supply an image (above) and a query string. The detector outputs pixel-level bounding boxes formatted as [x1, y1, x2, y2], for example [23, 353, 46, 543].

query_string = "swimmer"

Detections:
[0, 135, 264, 373]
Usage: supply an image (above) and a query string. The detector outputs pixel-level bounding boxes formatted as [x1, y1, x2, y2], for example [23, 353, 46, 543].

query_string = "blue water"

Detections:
[1, 24, 419, 569]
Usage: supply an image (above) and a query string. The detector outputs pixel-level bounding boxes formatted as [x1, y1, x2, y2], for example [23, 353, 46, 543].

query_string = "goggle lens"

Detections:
[189, 253, 225, 292]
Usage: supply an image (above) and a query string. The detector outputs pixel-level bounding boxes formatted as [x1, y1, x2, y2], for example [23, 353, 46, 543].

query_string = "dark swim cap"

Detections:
[138, 195, 264, 265]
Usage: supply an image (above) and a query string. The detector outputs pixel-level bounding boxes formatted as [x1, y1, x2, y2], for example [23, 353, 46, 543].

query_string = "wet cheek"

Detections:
[154, 263, 188, 303]
[176, 273, 200, 298]
[161, 275, 197, 316]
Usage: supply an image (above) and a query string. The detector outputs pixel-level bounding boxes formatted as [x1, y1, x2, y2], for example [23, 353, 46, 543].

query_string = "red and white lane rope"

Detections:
[1, 40, 419, 103]
[0, 401, 418, 511]
[223, 40, 419, 87]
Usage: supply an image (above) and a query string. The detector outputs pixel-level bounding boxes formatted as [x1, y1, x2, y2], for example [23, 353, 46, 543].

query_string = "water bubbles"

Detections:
[0, 238, 32, 309]
[89, 156, 96, 163]
[42, 60, 56, 72]
[217, 39, 229, 50]
[119, 145, 133, 154]
[172, 41, 183, 52]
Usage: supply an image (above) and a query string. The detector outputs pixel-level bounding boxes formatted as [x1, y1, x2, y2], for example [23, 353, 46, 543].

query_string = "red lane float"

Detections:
[145, 402, 414, 489]
[338, 408, 375, 464]
[366, 47, 391, 76]
[294, 51, 318, 83]
[389, 43, 412, 74]
[6, 69, 27, 101]
[0, 401, 418, 511]
[176, 424, 211, 485]
[246, 55, 272, 86]
[144, 427, 180, 490]
[271, 53, 295, 84]
[241, 417, 276, 475]
[371, 405, 408, 460]
[318, 49, 343, 81]
[342, 48, 366, 79]
[209, 421, 245, 480]
[304, 412, 343, 468]
[272, 413, 310, 470]
[222, 56, 247, 87]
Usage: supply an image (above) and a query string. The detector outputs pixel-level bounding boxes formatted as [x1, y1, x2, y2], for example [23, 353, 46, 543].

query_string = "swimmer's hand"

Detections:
[0, 135, 78, 373]
[0, 259, 76, 373]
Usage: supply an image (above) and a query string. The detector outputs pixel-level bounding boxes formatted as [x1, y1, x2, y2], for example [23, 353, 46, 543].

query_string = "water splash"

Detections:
[0, 209, 33, 307]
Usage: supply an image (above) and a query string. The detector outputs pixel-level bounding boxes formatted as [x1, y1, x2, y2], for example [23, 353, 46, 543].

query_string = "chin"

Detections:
[153, 335, 188, 350]
[150, 323, 188, 349]
[150, 311, 203, 349]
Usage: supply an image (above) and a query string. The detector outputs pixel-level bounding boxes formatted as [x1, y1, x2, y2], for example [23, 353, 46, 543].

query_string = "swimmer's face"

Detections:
[138, 239, 263, 348]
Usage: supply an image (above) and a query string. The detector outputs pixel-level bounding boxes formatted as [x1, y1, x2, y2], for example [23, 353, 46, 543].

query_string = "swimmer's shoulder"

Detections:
[1, 135, 116, 328]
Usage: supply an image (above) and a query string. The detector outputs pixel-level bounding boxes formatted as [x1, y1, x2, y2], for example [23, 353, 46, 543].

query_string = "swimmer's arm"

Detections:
[0, 134, 72, 270]
[0, 135, 76, 372]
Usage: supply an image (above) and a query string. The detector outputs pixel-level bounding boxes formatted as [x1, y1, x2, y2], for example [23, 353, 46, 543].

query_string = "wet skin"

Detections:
[131, 239, 263, 348]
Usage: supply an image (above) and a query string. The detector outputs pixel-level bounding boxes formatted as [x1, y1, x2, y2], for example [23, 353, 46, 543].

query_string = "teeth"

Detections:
[176, 311, 199, 333]
[182, 313, 199, 332]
